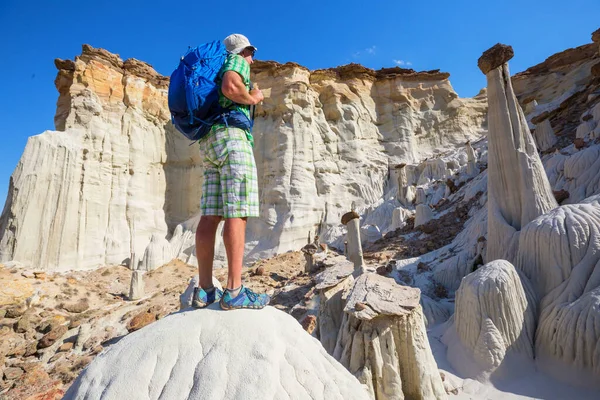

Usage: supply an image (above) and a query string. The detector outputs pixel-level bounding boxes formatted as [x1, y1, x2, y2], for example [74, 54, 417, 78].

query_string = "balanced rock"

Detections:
[64, 306, 369, 400]
[482, 44, 557, 261]
[477, 43, 514, 74]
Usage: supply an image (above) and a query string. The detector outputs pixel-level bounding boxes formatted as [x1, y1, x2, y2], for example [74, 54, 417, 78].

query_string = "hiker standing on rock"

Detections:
[193, 34, 270, 310]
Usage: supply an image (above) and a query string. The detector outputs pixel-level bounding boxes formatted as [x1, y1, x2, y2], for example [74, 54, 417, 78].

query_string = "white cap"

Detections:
[223, 34, 257, 55]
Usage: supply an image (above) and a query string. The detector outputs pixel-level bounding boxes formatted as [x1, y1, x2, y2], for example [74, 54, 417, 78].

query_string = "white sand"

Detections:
[428, 324, 600, 400]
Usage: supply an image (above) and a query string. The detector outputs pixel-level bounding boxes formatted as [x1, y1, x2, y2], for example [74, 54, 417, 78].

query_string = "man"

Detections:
[192, 34, 270, 310]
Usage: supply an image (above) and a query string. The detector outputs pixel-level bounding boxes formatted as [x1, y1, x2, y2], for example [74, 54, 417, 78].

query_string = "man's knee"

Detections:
[197, 216, 223, 235]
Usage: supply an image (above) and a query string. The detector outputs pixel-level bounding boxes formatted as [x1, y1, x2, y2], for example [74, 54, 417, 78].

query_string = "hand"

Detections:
[250, 88, 264, 105]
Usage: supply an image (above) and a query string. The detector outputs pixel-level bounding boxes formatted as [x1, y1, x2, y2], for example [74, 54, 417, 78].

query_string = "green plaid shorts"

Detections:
[199, 125, 259, 218]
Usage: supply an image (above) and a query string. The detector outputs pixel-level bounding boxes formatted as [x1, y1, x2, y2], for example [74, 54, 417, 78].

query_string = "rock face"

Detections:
[0, 46, 487, 271]
[443, 260, 536, 379]
[64, 306, 370, 400]
[334, 274, 446, 400]
[481, 44, 558, 262]
[0, 45, 197, 271]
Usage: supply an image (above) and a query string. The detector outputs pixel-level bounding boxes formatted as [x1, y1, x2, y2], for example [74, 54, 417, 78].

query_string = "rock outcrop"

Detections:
[479, 39, 600, 388]
[516, 198, 600, 386]
[443, 260, 536, 379]
[0, 45, 487, 271]
[480, 44, 558, 262]
[139, 233, 172, 271]
[64, 306, 370, 400]
[465, 141, 478, 176]
[334, 274, 446, 400]
[314, 257, 355, 354]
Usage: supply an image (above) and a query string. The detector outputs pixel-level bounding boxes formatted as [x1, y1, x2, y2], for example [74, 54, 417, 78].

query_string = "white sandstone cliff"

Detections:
[0, 46, 487, 271]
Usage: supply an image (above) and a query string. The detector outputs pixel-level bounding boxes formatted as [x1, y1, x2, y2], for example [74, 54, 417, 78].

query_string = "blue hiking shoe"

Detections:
[219, 286, 270, 310]
[192, 286, 223, 308]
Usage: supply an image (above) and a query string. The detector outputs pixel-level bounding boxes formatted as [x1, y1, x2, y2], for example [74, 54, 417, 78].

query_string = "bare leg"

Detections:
[195, 215, 222, 289]
[223, 217, 247, 290]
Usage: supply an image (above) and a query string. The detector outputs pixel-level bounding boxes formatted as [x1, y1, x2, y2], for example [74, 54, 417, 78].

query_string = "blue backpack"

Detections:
[168, 40, 253, 141]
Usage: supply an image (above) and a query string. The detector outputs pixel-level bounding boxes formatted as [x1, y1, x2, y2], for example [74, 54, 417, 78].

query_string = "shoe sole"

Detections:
[192, 300, 210, 309]
[219, 299, 269, 310]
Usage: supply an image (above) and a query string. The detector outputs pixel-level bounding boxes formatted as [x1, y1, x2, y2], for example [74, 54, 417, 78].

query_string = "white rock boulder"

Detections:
[140, 233, 173, 271]
[64, 306, 370, 400]
[443, 260, 536, 379]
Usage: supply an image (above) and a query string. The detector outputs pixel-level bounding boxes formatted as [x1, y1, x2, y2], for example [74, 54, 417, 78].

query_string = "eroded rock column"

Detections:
[479, 44, 558, 262]
[314, 257, 355, 354]
[342, 211, 365, 276]
[334, 274, 446, 400]
[129, 270, 144, 300]
[466, 141, 478, 176]
[534, 119, 557, 151]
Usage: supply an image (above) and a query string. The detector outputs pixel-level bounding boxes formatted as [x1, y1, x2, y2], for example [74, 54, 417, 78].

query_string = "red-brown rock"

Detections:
[478, 44, 514, 74]
[38, 325, 67, 349]
[574, 138, 586, 149]
[300, 315, 317, 335]
[592, 62, 600, 77]
[553, 190, 570, 204]
[126, 311, 156, 332]
[592, 28, 600, 43]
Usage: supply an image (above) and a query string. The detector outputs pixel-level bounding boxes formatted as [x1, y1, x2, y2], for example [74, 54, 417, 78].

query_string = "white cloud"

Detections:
[393, 59, 412, 66]
[353, 46, 376, 58]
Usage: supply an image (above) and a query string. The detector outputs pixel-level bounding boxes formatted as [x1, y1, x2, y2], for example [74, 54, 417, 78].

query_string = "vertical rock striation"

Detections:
[334, 274, 446, 400]
[0, 45, 200, 271]
[443, 260, 536, 379]
[0, 47, 488, 271]
[480, 44, 558, 262]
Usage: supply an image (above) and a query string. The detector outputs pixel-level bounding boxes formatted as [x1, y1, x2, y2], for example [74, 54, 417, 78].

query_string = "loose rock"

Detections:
[61, 299, 89, 313]
[4, 366, 24, 380]
[38, 325, 68, 349]
[300, 315, 317, 335]
[126, 311, 156, 332]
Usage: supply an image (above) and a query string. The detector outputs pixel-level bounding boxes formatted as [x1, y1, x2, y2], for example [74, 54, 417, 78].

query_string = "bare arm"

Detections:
[221, 71, 264, 105]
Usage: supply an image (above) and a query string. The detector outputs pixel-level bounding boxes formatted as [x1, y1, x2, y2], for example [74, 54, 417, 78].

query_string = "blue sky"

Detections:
[1, 0, 599, 206]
